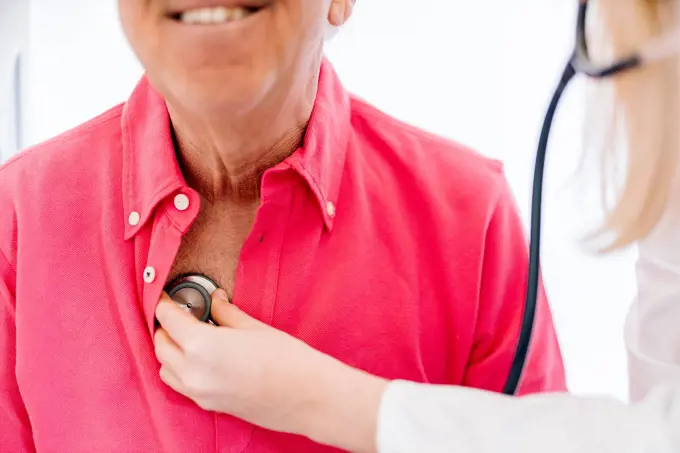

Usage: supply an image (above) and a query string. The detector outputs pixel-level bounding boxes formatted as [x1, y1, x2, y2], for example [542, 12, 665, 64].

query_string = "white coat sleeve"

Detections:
[627, 197, 680, 402]
[376, 205, 680, 453]
[376, 380, 680, 453]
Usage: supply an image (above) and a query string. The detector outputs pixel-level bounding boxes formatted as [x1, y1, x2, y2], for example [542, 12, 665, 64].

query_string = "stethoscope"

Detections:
[163, 0, 664, 396]
[503, 0, 668, 395]
[165, 273, 221, 324]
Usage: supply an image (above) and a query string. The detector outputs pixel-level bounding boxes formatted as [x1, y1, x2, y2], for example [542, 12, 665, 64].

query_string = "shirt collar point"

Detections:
[124, 211, 148, 240]
[323, 215, 335, 231]
[124, 224, 141, 241]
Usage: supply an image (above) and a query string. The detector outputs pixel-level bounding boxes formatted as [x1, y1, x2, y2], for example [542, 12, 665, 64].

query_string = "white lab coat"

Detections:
[376, 205, 680, 453]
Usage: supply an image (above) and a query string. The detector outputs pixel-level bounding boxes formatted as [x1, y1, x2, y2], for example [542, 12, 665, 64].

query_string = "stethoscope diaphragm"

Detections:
[165, 273, 220, 324]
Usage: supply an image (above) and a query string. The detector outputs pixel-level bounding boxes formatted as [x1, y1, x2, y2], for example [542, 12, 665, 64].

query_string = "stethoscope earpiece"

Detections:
[164, 273, 221, 324]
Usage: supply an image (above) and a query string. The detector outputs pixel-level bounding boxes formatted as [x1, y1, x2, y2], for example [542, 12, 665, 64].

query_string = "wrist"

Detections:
[305, 359, 389, 453]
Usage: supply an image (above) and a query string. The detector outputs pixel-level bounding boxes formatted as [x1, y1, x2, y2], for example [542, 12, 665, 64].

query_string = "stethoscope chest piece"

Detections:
[165, 273, 221, 324]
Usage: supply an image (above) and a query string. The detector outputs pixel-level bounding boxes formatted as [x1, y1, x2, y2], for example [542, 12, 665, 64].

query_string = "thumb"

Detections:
[211, 289, 264, 329]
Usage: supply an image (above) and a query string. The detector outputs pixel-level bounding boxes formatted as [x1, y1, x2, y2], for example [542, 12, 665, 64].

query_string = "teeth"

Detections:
[180, 6, 252, 24]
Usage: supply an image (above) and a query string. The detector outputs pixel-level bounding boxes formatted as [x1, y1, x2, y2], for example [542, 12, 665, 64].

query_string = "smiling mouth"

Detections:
[169, 6, 265, 25]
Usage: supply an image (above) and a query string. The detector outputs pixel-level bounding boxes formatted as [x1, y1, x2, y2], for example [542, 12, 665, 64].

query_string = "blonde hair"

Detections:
[589, 0, 680, 250]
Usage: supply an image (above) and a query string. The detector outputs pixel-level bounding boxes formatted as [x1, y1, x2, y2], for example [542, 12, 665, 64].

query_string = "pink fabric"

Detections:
[0, 60, 565, 452]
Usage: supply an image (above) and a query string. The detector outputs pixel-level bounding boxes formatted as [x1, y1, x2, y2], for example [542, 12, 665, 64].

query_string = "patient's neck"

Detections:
[168, 71, 319, 205]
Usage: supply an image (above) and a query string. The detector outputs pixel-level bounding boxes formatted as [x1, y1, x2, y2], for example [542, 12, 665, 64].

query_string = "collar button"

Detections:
[326, 201, 336, 218]
[128, 211, 141, 226]
[174, 194, 190, 211]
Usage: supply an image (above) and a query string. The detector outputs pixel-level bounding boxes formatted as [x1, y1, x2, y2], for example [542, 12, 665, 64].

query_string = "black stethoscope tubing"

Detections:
[502, 0, 643, 395]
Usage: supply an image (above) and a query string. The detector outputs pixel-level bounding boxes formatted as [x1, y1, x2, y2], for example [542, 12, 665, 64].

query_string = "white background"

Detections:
[0, 0, 29, 160]
[10, 0, 638, 399]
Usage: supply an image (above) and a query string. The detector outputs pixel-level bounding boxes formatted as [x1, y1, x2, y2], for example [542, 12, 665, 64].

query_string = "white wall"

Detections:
[0, 0, 29, 160]
[26, 0, 142, 146]
[25, 0, 637, 399]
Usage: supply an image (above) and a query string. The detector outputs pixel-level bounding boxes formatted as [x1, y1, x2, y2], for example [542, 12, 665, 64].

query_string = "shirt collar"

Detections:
[121, 57, 351, 239]
[286, 58, 351, 230]
[121, 78, 187, 240]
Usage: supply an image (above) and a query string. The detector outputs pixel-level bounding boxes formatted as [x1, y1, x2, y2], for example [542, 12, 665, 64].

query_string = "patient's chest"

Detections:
[168, 199, 258, 299]
[15, 190, 470, 453]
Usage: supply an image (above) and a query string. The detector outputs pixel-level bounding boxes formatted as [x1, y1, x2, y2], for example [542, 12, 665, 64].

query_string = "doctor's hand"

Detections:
[153, 291, 387, 453]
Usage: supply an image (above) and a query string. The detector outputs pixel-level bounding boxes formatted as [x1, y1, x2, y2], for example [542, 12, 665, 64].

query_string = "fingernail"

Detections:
[213, 289, 229, 301]
[331, 8, 343, 26]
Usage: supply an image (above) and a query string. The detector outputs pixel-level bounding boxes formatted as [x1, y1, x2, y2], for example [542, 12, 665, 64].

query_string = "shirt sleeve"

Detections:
[0, 248, 35, 451]
[463, 176, 566, 394]
[376, 379, 679, 453]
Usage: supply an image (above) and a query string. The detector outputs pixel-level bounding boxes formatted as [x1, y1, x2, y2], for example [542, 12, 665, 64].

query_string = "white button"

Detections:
[326, 201, 336, 218]
[174, 194, 190, 211]
[128, 211, 141, 226]
[143, 266, 156, 283]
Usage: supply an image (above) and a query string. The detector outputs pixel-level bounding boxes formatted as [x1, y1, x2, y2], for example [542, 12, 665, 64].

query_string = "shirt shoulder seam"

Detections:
[0, 106, 123, 176]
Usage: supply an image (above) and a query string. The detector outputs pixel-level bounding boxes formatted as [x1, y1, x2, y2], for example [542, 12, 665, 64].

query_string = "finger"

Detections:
[154, 328, 184, 369]
[211, 289, 265, 329]
[156, 295, 204, 348]
[159, 364, 185, 394]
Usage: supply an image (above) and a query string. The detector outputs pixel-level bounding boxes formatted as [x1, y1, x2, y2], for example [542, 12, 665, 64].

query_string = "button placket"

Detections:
[138, 192, 200, 335]
[140, 221, 184, 333]
[129, 207, 216, 451]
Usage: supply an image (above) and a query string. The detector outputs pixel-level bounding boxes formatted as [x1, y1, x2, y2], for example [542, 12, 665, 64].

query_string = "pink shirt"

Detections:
[0, 60, 565, 452]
